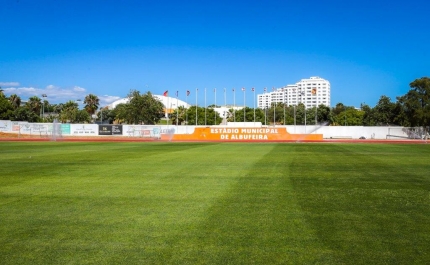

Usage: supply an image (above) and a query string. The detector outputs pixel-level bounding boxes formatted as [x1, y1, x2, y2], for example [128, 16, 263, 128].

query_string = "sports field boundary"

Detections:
[0, 135, 427, 144]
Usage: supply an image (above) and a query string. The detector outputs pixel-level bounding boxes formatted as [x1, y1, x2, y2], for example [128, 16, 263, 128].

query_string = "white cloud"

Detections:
[1, 84, 122, 107]
[100, 95, 121, 103]
[99, 95, 122, 107]
[46, 84, 59, 90]
[3, 86, 37, 94]
[73, 86, 86, 92]
[1, 85, 85, 103]
[0, 82, 20, 87]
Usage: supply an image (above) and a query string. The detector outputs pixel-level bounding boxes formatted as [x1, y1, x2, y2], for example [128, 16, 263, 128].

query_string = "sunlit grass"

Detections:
[0, 142, 429, 264]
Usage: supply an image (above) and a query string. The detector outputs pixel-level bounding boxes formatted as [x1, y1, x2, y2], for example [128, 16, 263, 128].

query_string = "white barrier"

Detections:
[0, 120, 422, 139]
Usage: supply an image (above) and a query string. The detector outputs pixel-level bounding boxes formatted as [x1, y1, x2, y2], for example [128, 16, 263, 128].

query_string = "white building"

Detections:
[214, 105, 243, 119]
[108, 96, 243, 120]
[257, 76, 331, 109]
[107, 94, 191, 118]
[108, 95, 190, 110]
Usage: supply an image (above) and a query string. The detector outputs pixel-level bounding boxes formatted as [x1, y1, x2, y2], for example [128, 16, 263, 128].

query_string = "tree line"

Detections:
[0, 92, 100, 123]
[1, 77, 429, 129]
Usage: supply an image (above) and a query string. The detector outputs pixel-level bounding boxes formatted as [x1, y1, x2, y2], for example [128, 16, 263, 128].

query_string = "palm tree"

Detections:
[26, 96, 42, 114]
[59, 100, 79, 123]
[84, 94, 100, 121]
[9, 94, 21, 109]
[53, 103, 64, 114]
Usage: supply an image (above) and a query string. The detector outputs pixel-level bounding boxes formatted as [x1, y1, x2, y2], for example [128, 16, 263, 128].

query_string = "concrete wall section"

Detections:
[285, 126, 407, 139]
[0, 120, 418, 139]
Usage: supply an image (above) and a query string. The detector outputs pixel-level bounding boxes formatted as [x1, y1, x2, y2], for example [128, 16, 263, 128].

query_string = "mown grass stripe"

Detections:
[0, 142, 429, 264]
[168, 144, 337, 264]
[290, 144, 430, 264]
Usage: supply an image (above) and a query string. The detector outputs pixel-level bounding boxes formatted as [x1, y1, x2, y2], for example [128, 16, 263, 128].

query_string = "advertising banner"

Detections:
[208, 127, 282, 140]
[123, 125, 161, 138]
[98, 125, 123, 135]
[71, 124, 98, 136]
[161, 127, 323, 141]
[12, 121, 28, 132]
[0, 120, 11, 132]
[31, 123, 50, 135]
[112, 125, 123, 135]
[60, 124, 71, 135]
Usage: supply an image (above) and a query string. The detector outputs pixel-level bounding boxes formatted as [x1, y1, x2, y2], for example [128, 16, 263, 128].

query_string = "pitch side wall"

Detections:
[0, 120, 411, 139]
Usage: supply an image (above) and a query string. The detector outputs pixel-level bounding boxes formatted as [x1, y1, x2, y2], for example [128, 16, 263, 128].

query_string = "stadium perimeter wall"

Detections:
[0, 120, 412, 140]
[285, 125, 403, 139]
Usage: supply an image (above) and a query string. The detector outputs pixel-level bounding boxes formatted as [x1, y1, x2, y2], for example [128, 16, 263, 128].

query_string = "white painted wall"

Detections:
[0, 120, 418, 139]
[285, 125, 408, 139]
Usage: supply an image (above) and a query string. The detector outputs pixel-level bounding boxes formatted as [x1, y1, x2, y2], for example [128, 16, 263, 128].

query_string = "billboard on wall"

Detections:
[12, 121, 27, 132]
[31, 124, 50, 135]
[161, 127, 323, 141]
[46, 123, 70, 135]
[98, 125, 123, 135]
[0, 120, 11, 132]
[59, 124, 71, 135]
[10, 122, 71, 135]
[71, 124, 98, 136]
[122, 125, 162, 138]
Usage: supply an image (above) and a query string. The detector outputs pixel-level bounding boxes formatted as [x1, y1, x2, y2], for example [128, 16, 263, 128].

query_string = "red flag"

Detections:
[187, 90, 190, 96]
[163, 90, 168, 96]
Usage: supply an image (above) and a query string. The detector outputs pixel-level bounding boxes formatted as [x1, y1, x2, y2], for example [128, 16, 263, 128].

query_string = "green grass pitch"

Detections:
[0, 142, 429, 264]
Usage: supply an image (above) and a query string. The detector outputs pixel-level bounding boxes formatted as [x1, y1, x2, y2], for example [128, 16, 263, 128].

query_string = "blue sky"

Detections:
[1, 0, 429, 108]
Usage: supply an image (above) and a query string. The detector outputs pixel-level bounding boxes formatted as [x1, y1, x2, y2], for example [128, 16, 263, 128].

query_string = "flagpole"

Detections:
[167, 93, 170, 127]
[301, 91, 306, 133]
[224, 88, 226, 123]
[264, 87, 267, 125]
[273, 87, 275, 127]
[176, 91, 178, 126]
[164, 91, 168, 122]
[233, 88, 236, 123]
[196, 88, 198, 125]
[214, 88, 217, 125]
[283, 88, 286, 126]
[186, 90, 188, 133]
[315, 88, 318, 125]
[224, 88, 226, 106]
[253, 87, 255, 126]
[204, 88, 207, 126]
[243, 87, 246, 123]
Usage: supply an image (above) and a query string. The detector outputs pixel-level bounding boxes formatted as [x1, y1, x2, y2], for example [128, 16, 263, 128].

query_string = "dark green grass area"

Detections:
[0, 142, 429, 264]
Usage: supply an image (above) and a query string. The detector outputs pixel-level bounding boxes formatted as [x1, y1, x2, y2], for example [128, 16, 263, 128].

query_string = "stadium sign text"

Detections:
[210, 128, 279, 140]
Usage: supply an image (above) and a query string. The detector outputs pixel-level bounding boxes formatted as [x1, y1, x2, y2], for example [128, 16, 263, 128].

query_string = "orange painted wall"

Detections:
[161, 127, 322, 141]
